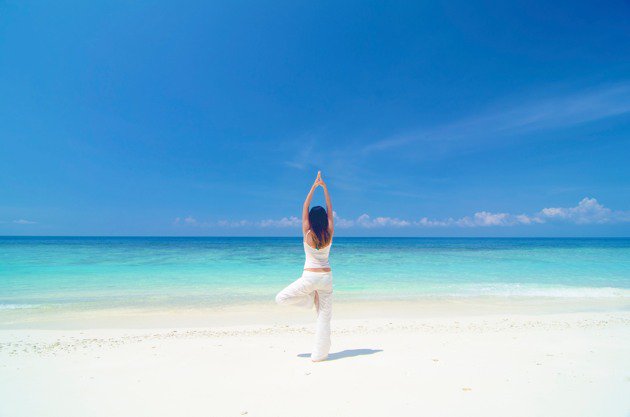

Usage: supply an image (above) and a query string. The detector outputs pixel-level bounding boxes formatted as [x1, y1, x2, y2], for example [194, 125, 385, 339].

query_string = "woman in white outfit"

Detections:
[275, 171, 334, 362]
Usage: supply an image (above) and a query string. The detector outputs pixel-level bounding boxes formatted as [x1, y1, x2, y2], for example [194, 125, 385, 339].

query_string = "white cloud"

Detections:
[356, 214, 411, 228]
[331, 198, 624, 228]
[173, 198, 628, 230]
[539, 197, 620, 224]
[173, 216, 214, 228]
[174, 216, 201, 225]
[413, 198, 623, 228]
[415, 217, 456, 227]
[13, 219, 36, 225]
[258, 216, 301, 228]
[175, 215, 301, 228]
[414, 212, 535, 228]
[515, 214, 541, 225]
[459, 212, 512, 227]
[473, 211, 511, 226]
[450, 212, 542, 227]
[332, 211, 355, 228]
[217, 219, 252, 227]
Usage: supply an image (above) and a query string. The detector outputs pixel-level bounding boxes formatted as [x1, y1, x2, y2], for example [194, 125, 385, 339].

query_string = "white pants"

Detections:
[275, 271, 333, 361]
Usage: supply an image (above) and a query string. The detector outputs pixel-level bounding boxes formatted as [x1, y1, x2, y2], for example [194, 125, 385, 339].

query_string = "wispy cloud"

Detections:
[174, 216, 205, 226]
[332, 211, 355, 228]
[330, 210, 541, 228]
[259, 216, 301, 227]
[284, 161, 308, 170]
[174, 215, 300, 228]
[332, 211, 535, 228]
[12, 219, 37, 225]
[178, 198, 628, 230]
[283, 135, 317, 171]
[363, 83, 630, 153]
[217, 219, 253, 227]
[332, 213, 411, 228]
[278, 83, 630, 202]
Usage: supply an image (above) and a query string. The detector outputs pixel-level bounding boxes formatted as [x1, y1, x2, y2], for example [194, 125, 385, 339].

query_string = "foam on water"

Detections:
[446, 284, 630, 298]
[0, 304, 40, 310]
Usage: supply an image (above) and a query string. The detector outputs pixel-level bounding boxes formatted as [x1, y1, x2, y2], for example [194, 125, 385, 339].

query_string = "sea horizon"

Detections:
[3, 235, 630, 239]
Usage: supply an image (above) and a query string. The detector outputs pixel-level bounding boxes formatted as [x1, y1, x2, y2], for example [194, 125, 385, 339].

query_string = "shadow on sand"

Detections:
[298, 349, 383, 361]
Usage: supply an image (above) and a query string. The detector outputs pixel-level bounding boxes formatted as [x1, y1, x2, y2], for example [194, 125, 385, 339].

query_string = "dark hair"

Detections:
[308, 206, 331, 249]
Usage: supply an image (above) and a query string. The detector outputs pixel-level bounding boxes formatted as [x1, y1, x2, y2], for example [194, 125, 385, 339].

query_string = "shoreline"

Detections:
[1, 296, 628, 330]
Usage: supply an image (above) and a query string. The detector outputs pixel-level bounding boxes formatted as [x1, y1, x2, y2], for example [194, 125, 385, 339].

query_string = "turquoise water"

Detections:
[1, 237, 629, 311]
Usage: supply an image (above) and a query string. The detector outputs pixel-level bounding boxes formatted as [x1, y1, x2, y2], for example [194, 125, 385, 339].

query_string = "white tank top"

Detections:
[303, 230, 332, 269]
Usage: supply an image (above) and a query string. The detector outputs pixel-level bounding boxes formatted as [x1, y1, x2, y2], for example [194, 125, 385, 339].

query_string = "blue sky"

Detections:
[1, 0, 629, 236]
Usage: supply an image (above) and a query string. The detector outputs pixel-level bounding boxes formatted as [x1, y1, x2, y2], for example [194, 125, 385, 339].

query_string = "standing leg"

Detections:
[275, 276, 315, 309]
[311, 289, 332, 361]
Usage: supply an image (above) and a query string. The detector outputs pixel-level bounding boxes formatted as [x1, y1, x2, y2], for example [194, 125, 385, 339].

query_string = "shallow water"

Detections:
[1, 237, 629, 311]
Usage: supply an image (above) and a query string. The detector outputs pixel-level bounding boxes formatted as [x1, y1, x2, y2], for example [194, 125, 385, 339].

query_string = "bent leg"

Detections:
[275, 276, 315, 309]
[311, 289, 332, 361]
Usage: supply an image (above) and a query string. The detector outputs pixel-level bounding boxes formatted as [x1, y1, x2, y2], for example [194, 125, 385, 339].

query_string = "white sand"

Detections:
[1, 299, 629, 417]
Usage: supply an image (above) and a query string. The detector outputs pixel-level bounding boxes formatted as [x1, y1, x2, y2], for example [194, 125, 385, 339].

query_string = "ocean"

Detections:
[1, 237, 629, 312]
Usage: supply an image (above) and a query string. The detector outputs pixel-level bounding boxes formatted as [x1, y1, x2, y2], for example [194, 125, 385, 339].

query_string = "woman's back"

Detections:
[303, 230, 332, 269]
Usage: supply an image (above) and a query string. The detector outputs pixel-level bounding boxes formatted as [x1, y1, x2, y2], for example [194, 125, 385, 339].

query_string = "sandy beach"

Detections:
[1, 299, 628, 417]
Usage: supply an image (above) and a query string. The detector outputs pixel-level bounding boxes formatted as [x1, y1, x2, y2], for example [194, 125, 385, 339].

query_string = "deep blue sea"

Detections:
[1, 237, 629, 311]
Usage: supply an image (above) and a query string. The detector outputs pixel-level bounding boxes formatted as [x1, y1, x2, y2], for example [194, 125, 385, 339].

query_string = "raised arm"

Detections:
[321, 180, 334, 233]
[302, 173, 320, 234]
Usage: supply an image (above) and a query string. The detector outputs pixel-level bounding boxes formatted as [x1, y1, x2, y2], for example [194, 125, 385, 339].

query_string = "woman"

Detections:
[275, 171, 334, 362]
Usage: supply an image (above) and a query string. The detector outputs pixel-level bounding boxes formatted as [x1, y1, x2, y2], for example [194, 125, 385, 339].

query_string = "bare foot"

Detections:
[314, 291, 319, 313]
